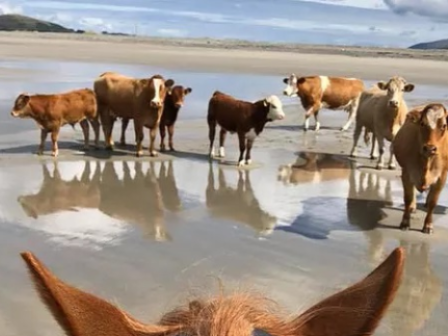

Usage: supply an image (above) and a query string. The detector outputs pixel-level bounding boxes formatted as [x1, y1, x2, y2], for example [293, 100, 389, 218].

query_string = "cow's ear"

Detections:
[263, 99, 269, 107]
[377, 81, 387, 90]
[404, 83, 415, 92]
[165, 79, 175, 89]
[184, 87, 192, 95]
[19, 93, 31, 104]
[282, 78, 289, 84]
[20, 251, 184, 336]
[276, 247, 404, 336]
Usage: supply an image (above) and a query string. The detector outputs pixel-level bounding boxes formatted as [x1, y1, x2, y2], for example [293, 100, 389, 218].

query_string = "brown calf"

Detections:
[393, 103, 448, 234]
[94, 72, 175, 157]
[10, 88, 100, 157]
[119, 85, 192, 152]
[20, 247, 404, 336]
[282, 74, 364, 131]
[207, 91, 285, 167]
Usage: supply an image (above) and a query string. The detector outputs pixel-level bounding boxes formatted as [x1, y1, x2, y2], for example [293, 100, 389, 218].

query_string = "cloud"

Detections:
[382, 0, 448, 20]
[0, 1, 22, 14]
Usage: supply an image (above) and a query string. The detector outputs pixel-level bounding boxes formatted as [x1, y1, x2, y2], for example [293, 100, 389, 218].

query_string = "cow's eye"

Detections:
[441, 124, 447, 131]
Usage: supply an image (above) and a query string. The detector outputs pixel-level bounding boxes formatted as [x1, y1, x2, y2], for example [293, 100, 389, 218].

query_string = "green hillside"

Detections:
[0, 14, 75, 33]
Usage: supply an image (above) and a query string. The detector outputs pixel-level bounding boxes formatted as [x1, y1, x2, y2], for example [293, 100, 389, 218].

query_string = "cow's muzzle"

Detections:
[150, 101, 163, 108]
[388, 100, 399, 108]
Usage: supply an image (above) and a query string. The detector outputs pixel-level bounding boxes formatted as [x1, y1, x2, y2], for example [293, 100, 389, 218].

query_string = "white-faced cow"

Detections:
[282, 74, 364, 131]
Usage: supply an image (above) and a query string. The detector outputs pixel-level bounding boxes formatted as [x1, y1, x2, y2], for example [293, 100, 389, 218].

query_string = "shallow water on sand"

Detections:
[1, 59, 448, 336]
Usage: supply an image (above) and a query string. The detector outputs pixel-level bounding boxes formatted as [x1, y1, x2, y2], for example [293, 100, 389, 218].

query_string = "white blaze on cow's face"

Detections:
[282, 74, 298, 97]
[151, 78, 164, 108]
[11, 93, 32, 118]
[264, 95, 285, 121]
[377, 76, 415, 110]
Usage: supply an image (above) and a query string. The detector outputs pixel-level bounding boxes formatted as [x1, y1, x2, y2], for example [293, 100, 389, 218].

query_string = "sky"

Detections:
[0, 0, 447, 48]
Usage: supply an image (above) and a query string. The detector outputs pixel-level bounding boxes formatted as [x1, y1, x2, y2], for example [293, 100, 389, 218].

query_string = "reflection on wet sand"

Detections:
[206, 163, 277, 236]
[347, 168, 394, 265]
[385, 241, 442, 336]
[17, 160, 183, 242]
[17, 161, 101, 219]
[277, 152, 353, 185]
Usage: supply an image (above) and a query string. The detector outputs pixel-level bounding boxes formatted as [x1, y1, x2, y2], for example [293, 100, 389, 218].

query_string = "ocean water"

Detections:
[10, 0, 448, 48]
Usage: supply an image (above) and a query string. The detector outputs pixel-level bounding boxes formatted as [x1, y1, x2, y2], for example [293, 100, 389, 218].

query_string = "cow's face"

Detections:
[264, 95, 285, 121]
[282, 73, 299, 97]
[11, 93, 32, 118]
[167, 85, 192, 109]
[150, 77, 175, 108]
[377, 76, 415, 109]
[418, 103, 448, 158]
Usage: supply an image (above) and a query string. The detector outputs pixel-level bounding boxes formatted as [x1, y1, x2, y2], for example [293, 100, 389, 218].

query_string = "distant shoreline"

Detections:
[1, 31, 448, 62]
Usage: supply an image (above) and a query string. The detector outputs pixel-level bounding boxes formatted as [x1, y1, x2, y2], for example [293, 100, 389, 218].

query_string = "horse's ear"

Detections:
[285, 247, 404, 336]
[20, 251, 183, 336]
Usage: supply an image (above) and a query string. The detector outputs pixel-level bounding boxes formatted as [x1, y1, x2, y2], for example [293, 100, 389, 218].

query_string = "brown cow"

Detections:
[350, 76, 415, 170]
[10, 88, 100, 157]
[393, 103, 448, 234]
[206, 163, 277, 236]
[17, 161, 101, 219]
[207, 91, 285, 167]
[119, 85, 192, 152]
[20, 247, 405, 336]
[282, 74, 364, 131]
[94, 72, 175, 157]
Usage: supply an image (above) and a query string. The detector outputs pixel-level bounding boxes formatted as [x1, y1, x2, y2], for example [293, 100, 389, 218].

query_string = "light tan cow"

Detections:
[349, 76, 415, 170]
[393, 103, 448, 234]
[94, 72, 174, 157]
[20, 247, 405, 336]
[282, 74, 364, 131]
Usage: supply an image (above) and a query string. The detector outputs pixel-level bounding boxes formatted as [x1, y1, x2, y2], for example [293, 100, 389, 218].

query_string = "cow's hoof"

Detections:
[370, 155, 377, 160]
[105, 146, 113, 151]
[388, 164, 396, 170]
[52, 151, 58, 158]
[169, 147, 175, 152]
[376, 164, 383, 170]
[136, 151, 143, 157]
[422, 226, 434, 234]
[349, 152, 357, 158]
[399, 222, 410, 231]
[340, 127, 347, 132]
[238, 160, 246, 168]
[150, 151, 158, 157]
[36, 151, 44, 156]
[245, 159, 252, 165]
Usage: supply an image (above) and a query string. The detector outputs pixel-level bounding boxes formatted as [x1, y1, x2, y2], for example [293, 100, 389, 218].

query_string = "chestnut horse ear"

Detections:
[285, 247, 405, 336]
[20, 252, 183, 336]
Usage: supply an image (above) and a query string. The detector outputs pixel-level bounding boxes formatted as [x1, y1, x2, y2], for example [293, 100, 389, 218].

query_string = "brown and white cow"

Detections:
[393, 103, 448, 234]
[94, 72, 175, 157]
[20, 247, 405, 336]
[119, 85, 192, 152]
[350, 76, 415, 170]
[207, 91, 285, 167]
[10, 88, 100, 157]
[282, 74, 364, 131]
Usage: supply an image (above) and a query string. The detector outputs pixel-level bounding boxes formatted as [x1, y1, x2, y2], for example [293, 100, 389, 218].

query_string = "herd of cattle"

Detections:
[8, 71, 448, 235]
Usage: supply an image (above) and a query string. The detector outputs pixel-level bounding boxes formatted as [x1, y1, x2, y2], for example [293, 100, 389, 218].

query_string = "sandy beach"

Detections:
[0, 32, 448, 336]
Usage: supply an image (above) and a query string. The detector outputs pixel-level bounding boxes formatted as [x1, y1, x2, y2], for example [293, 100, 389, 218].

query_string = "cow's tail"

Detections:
[363, 128, 371, 146]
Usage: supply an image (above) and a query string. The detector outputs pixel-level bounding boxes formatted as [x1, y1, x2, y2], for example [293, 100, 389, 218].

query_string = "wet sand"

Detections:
[0, 34, 448, 336]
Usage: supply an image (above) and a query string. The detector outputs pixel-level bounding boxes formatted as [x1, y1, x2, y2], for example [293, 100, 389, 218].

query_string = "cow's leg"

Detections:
[148, 125, 159, 157]
[303, 105, 319, 131]
[38, 129, 48, 155]
[349, 124, 363, 157]
[98, 104, 114, 150]
[89, 115, 101, 149]
[423, 170, 447, 234]
[159, 123, 167, 152]
[341, 100, 359, 132]
[387, 140, 396, 170]
[375, 135, 386, 170]
[134, 119, 144, 157]
[50, 128, 60, 157]
[218, 128, 226, 158]
[168, 125, 175, 151]
[244, 136, 255, 165]
[313, 110, 321, 132]
[399, 169, 416, 231]
[120, 118, 130, 146]
[208, 117, 216, 158]
[369, 133, 377, 160]
[237, 131, 247, 167]
[80, 119, 90, 151]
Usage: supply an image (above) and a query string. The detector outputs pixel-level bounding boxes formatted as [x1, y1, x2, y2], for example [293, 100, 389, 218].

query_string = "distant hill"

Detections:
[0, 14, 75, 33]
[409, 39, 448, 50]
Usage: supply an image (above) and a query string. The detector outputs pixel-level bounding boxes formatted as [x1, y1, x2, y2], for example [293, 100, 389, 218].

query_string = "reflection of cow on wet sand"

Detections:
[346, 169, 394, 265]
[206, 163, 277, 236]
[277, 152, 353, 185]
[157, 160, 182, 212]
[17, 161, 101, 219]
[98, 161, 174, 242]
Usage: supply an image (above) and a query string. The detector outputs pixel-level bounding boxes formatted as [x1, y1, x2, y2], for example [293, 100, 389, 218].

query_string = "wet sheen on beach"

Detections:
[1, 58, 448, 336]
